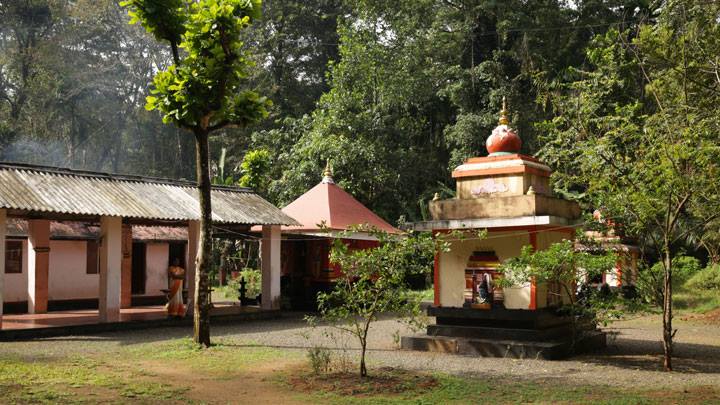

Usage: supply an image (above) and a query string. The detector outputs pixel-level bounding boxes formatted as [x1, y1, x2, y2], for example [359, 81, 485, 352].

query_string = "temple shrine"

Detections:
[401, 99, 606, 359]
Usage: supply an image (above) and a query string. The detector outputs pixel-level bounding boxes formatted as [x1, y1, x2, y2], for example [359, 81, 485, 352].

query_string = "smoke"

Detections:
[0, 138, 71, 169]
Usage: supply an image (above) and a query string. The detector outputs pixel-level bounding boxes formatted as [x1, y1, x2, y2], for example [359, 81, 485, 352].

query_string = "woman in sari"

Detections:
[166, 258, 186, 317]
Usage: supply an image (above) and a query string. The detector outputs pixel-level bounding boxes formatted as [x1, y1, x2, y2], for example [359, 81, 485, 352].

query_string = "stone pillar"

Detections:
[186, 220, 200, 316]
[27, 219, 50, 314]
[120, 224, 133, 308]
[261, 225, 281, 310]
[99, 216, 122, 323]
[0, 209, 6, 328]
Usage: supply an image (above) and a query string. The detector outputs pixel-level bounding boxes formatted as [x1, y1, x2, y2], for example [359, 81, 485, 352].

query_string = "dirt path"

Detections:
[136, 358, 308, 404]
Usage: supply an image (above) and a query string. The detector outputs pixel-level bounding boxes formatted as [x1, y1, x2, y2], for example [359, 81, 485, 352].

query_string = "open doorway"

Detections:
[168, 242, 186, 269]
[131, 242, 147, 294]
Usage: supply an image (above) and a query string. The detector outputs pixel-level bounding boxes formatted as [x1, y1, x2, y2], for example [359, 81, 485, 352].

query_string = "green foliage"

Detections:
[129, 0, 271, 130]
[685, 265, 720, 292]
[499, 241, 619, 326]
[223, 267, 261, 298]
[120, 0, 186, 45]
[238, 149, 270, 194]
[307, 347, 332, 375]
[307, 226, 450, 377]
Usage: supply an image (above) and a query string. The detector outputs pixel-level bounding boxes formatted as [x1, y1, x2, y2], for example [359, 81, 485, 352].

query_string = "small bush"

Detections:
[637, 255, 703, 307]
[685, 265, 720, 291]
[307, 347, 332, 375]
[225, 268, 261, 298]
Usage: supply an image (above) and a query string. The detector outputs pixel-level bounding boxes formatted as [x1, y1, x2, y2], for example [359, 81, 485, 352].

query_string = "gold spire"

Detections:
[321, 159, 335, 184]
[498, 96, 510, 126]
[323, 159, 332, 177]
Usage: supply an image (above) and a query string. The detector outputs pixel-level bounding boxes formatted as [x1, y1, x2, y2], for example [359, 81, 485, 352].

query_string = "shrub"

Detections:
[685, 265, 720, 291]
[637, 255, 702, 306]
[225, 268, 262, 299]
[307, 347, 331, 375]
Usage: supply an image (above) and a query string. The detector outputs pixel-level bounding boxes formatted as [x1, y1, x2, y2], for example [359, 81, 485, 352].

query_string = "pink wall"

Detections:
[145, 243, 169, 295]
[3, 240, 169, 304]
[48, 240, 98, 300]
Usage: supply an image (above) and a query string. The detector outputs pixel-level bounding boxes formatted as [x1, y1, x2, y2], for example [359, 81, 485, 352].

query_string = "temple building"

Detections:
[263, 162, 400, 309]
[401, 99, 606, 359]
[0, 163, 297, 331]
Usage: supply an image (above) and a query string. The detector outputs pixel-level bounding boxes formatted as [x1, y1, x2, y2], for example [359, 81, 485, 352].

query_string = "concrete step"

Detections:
[401, 331, 606, 360]
[427, 324, 572, 341]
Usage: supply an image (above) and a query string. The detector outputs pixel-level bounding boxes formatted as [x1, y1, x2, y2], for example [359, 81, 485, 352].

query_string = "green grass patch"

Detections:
[0, 354, 186, 404]
[674, 289, 720, 314]
[125, 337, 299, 374]
[290, 370, 720, 405]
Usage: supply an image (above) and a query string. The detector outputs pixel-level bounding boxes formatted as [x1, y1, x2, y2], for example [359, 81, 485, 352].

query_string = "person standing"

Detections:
[166, 258, 186, 317]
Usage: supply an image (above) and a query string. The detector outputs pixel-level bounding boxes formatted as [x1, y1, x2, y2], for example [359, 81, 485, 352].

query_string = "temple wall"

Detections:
[49, 240, 98, 300]
[145, 243, 169, 295]
[438, 231, 530, 308]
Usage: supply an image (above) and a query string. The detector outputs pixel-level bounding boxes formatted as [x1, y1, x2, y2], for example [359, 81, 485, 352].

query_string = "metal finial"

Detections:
[498, 96, 510, 126]
[321, 159, 334, 184]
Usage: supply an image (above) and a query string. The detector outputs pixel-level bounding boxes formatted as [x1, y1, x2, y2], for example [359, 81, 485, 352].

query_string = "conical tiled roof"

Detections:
[280, 164, 399, 234]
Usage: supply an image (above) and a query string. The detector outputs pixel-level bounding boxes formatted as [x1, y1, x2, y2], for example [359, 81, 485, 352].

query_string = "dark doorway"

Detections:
[131, 242, 147, 294]
[168, 242, 186, 268]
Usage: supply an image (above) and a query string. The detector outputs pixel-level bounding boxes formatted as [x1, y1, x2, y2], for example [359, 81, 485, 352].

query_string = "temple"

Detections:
[402, 98, 606, 359]
[258, 161, 400, 309]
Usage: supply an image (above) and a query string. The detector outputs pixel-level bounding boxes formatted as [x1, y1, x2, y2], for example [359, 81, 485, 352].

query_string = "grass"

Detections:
[293, 370, 720, 405]
[674, 288, 720, 314]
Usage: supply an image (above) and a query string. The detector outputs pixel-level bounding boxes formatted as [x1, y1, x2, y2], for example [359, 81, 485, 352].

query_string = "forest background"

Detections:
[1, 0, 718, 266]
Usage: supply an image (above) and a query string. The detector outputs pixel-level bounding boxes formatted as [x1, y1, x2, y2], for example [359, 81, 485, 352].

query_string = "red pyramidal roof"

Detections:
[280, 168, 399, 234]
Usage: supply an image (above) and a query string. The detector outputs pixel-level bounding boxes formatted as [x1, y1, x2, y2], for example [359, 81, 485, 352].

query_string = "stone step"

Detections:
[427, 324, 572, 341]
[400, 331, 606, 360]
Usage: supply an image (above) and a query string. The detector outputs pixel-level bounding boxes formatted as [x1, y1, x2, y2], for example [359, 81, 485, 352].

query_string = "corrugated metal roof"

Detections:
[0, 163, 299, 226]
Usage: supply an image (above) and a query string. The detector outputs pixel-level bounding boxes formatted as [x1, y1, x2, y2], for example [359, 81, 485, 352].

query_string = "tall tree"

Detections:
[539, 0, 720, 370]
[121, 0, 270, 346]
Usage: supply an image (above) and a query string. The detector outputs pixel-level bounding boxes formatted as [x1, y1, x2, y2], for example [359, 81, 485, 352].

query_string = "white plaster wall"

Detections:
[439, 231, 530, 308]
[49, 240, 98, 300]
[3, 240, 28, 302]
[145, 243, 169, 295]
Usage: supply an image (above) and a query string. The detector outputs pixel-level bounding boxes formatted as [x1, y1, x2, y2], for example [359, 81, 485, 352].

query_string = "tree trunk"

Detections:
[360, 338, 367, 377]
[193, 129, 213, 347]
[662, 245, 673, 371]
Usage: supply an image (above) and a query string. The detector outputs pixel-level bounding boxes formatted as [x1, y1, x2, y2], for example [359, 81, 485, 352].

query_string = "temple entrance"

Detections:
[131, 242, 146, 294]
[464, 251, 503, 308]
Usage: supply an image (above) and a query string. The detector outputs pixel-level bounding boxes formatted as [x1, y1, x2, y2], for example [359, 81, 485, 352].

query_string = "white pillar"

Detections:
[0, 209, 6, 328]
[27, 219, 50, 314]
[186, 220, 200, 316]
[99, 216, 122, 322]
[261, 225, 281, 310]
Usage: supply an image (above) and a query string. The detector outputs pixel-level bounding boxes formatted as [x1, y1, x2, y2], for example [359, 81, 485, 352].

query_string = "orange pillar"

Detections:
[121, 224, 133, 308]
[28, 219, 50, 314]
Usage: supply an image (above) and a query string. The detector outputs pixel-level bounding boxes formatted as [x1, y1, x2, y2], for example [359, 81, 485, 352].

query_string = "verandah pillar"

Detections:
[99, 216, 122, 322]
[0, 209, 6, 328]
[120, 224, 133, 308]
[27, 219, 50, 314]
[186, 220, 200, 316]
[261, 225, 281, 310]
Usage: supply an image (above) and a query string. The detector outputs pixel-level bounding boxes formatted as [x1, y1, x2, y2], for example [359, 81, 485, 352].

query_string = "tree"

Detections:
[121, 0, 270, 346]
[238, 149, 270, 195]
[308, 226, 449, 377]
[539, 1, 720, 370]
[499, 240, 619, 333]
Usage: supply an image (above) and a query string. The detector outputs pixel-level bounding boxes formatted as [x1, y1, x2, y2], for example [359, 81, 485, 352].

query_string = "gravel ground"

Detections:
[2, 312, 719, 390]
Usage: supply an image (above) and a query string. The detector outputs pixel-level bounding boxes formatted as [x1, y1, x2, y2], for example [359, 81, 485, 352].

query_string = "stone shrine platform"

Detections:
[401, 306, 606, 360]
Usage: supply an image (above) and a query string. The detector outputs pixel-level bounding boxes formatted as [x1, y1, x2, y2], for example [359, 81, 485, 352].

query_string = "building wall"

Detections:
[438, 231, 530, 308]
[48, 240, 98, 300]
[4, 240, 28, 302]
[145, 243, 169, 295]
[3, 240, 170, 304]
